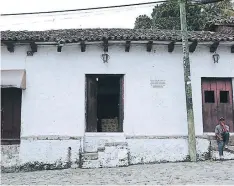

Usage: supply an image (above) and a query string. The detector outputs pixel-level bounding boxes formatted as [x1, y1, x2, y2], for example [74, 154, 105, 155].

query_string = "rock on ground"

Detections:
[1, 160, 234, 185]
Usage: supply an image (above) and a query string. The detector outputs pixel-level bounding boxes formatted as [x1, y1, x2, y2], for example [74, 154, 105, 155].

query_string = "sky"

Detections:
[0, 0, 159, 31]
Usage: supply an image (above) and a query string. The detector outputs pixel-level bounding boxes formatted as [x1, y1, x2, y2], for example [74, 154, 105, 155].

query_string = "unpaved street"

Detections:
[1, 160, 234, 185]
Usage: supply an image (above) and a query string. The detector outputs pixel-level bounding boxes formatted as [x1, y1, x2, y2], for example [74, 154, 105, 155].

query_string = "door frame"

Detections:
[201, 77, 234, 133]
[1, 88, 22, 145]
[84, 74, 125, 133]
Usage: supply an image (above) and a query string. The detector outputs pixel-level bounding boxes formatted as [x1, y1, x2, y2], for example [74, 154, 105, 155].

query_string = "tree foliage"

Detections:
[202, 0, 233, 19]
[134, 0, 234, 31]
[134, 14, 152, 29]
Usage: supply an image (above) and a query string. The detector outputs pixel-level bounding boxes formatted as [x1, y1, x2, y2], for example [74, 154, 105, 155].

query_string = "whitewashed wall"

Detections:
[190, 45, 234, 135]
[1, 43, 234, 137]
[127, 138, 210, 164]
[1, 44, 187, 137]
[1, 42, 234, 169]
[1, 139, 81, 169]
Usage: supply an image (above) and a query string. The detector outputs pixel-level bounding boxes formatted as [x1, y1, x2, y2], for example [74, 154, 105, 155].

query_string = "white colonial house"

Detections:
[1, 26, 234, 172]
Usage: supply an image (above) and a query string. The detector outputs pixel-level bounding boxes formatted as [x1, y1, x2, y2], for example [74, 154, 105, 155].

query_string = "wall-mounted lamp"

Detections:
[212, 52, 220, 63]
[57, 40, 65, 52]
[101, 53, 110, 63]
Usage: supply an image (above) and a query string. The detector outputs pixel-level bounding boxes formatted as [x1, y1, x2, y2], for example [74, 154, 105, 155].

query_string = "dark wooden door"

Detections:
[1, 88, 22, 142]
[202, 78, 233, 132]
[86, 77, 98, 132]
[118, 76, 124, 132]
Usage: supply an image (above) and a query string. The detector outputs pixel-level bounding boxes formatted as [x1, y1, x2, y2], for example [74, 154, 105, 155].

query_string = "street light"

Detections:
[213, 52, 220, 63]
[101, 53, 110, 63]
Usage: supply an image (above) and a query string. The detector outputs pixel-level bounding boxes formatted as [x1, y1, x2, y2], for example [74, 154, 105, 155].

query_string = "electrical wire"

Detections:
[0, 4, 155, 27]
[1, 1, 167, 16]
[5, 3, 153, 19]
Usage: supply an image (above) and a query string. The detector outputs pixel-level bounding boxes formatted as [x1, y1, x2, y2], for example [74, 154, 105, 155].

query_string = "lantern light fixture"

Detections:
[101, 53, 110, 63]
[212, 52, 220, 63]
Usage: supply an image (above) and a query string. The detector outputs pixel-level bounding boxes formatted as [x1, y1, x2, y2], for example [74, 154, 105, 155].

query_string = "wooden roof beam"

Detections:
[80, 41, 86, 52]
[103, 39, 108, 52]
[57, 40, 64, 52]
[27, 42, 38, 56]
[3, 42, 15, 53]
[125, 41, 131, 52]
[30, 42, 37, 52]
[168, 41, 175, 53]
[231, 45, 234, 53]
[57, 45, 62, 52]
[146, 41, 153, 52]
[210, 41, 219, 53]
[189, 40, 198, 53]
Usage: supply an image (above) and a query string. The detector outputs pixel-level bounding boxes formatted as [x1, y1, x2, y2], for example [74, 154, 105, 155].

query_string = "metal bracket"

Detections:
[27, 51, 34, 56]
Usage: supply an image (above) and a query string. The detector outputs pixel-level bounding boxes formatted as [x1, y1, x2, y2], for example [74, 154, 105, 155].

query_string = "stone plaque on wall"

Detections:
[150, 79, 166, 88]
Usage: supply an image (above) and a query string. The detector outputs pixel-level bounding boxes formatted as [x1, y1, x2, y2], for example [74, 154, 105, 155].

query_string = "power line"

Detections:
[3, 3, 154, 19]
[1, 1, 167, 17]
[0, 4, 155, 28]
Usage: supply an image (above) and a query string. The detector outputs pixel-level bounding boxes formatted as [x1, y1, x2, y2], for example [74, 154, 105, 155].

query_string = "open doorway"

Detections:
[85, 74, 124, 132]
[1, 88, 22, 144]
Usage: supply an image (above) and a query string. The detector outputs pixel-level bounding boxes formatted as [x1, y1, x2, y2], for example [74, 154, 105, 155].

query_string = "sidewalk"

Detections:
[2, 160, 234, 185]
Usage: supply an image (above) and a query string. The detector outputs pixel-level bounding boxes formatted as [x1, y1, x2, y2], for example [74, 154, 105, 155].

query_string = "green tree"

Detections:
[202, 0, 233, 20]
[134, 0, 234, 31]
[151, 0, 204, 30]
[134, 14, 152, 29]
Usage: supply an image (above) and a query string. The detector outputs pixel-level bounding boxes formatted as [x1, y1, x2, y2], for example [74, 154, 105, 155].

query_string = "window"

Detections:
[220, 91, 229, 103]
[1, 88, 22, 145]
[204, 91, 215, 103]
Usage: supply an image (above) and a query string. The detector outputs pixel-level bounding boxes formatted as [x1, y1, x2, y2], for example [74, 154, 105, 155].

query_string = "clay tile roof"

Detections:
[1, 28, 234, 43]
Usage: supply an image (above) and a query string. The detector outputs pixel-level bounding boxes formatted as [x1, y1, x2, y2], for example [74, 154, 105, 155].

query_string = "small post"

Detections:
[179, 0, 197, 162]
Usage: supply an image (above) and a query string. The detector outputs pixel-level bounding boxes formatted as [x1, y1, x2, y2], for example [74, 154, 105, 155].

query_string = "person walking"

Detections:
[215, 117, 230, 160]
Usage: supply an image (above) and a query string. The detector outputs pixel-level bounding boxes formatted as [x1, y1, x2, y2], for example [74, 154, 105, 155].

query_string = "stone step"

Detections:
[81, 141, 129, 169]
[210, 139, 234, 153]
[211, 135, 234, 144]
[84, 134, 126, 152]
[210, 135, 234, 145]
[105, 142, 128, 147]
[225, 146, 234, 153]
[210, 140, 218, 150]
[81, 152, 98, 161]
[81, 159, 100, 169]
[229, 136, 234, 146]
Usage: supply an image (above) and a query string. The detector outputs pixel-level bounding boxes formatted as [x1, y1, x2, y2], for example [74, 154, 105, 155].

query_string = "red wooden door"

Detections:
[86, 77, 98, 132]
[216, 79, 233, 132]
[202, 78, 233, 132]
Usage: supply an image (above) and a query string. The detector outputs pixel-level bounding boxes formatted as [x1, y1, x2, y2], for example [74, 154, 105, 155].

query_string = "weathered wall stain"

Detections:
[2, 161, 71, 173]
[2, 137, 234, 173]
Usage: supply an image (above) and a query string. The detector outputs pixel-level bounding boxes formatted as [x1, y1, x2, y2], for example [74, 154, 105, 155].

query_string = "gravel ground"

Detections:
[1, 160, 234, 185]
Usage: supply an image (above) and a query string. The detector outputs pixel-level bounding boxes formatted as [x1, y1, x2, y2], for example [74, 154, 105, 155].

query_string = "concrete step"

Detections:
[80, 152, 100, 169]
[81, 141, 129, 169]
[229, 136, 234, 146]
[210, 139, 234, 153]
[81, 159, 100, 169]
[81, 152, 98, 160]
[210, 135, 234, 148]
[84, 134, 126, 152]
[210, 140, 218, 150]
[225, 146, 234, 153]
[105, 142, 128, 147]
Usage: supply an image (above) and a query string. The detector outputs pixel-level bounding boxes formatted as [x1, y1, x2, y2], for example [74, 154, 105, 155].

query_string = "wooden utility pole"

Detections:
[179, 0, 197, 162]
